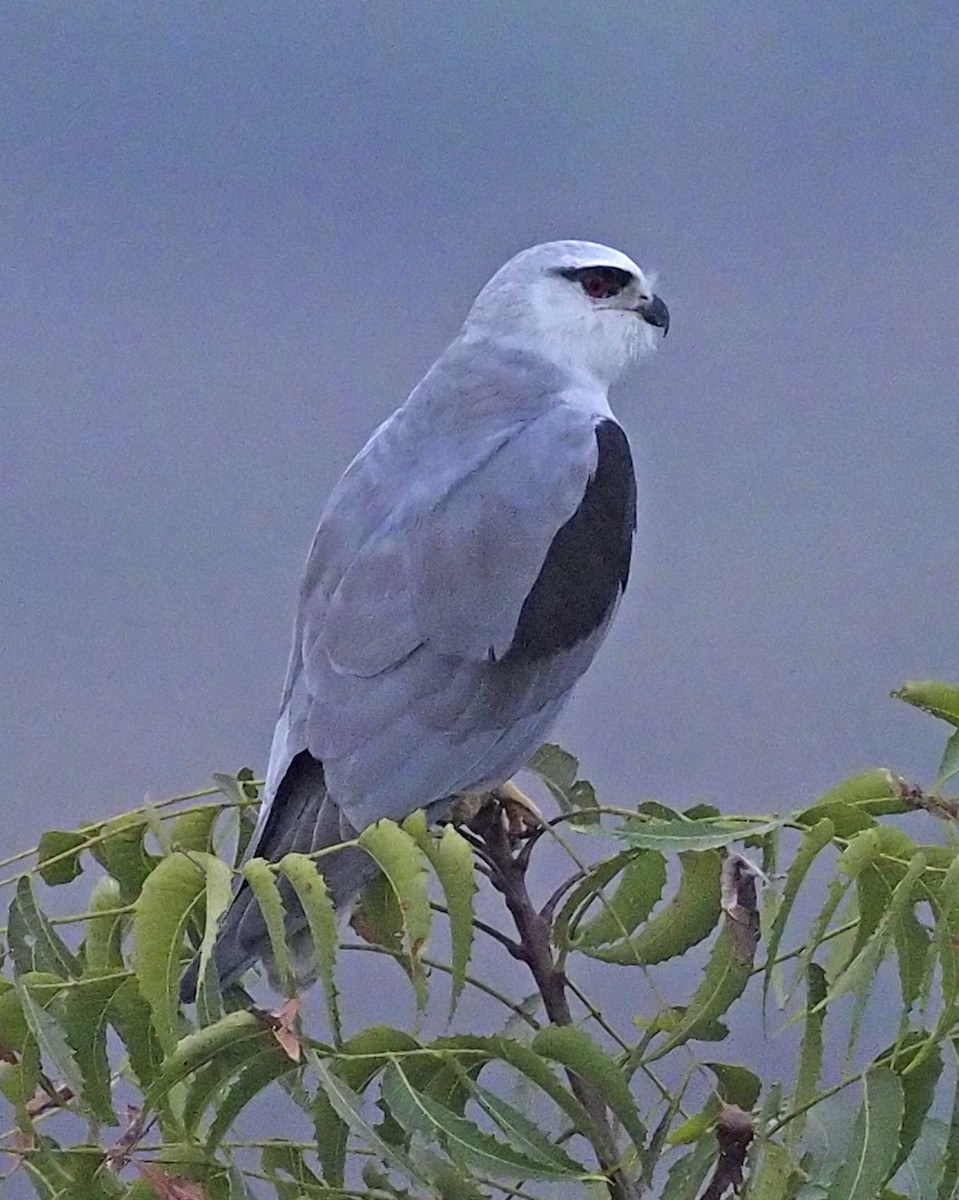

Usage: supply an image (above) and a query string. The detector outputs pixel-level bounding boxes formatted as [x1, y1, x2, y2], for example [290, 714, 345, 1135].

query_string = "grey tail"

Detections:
[179, 752, 377, 1003]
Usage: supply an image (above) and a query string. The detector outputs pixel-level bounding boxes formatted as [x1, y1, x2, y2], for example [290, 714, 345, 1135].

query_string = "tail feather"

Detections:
[179, 752, 377, 1002]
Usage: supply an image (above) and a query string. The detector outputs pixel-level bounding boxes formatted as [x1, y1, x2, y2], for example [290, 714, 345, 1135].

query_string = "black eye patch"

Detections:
[557, 265, 633, 299]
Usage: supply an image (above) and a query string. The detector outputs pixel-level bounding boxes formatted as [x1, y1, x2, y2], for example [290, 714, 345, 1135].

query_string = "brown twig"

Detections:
[467, 801, 641, 1200]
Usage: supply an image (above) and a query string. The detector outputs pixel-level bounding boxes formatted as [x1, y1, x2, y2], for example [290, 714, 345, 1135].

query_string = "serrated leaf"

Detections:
[886, 1036, 943, 1175]
[406, 823, 476, 1020]
[586, 849, 722, 965]
[893, 681, 959, 728]
[8, 876, 82, 978]
[462, 1078, 587, 1175]
[614, 815, 783, 854]
[528, 743, 578, 801]
[132, 852, 209, 1052]
[660, 1138, 716, 1200]
[381, 1059, 586, 1181]
[205, 1043, 297, 1148]
[532, 1024, 645, 1153]
[707, 1062, 762, 1110]
[279, 853, 341, 1040]
[358, 821, 431, 1010]
[307, 1048, 432, 1191]
[170, 808, 221, 854]
[148, 1010, 270, 1112]
[311, 1026, 420, 1185]
[61, 973, 127, 1124]
[937, 1045, 959, 1200]
[36, 830, 87, 886]
[90, 815, 158, 902]
[14, 977, 87, 1105]
[787, 963, 827, 1151]
[241, 856, 295, 995]
[749, 1140, 798, 1198]
[108, 977, 163, 1092]
[825, 1067, 903, 1200]
[83, 876, 126, 974]
[804, 769, 910, 817]
[482, 1036, 599, 1145]
[937, 731, 959, 792]
[763, 818, 834, 1014]
[574, 850, 668, 948]
[647, 925, 752, 1061]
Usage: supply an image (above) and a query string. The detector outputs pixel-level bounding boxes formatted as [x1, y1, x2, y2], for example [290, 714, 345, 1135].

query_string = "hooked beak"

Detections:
[637, 294, 669, 336]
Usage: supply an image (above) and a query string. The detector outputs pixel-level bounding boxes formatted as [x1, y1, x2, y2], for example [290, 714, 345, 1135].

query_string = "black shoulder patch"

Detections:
[503, 419, 636, 663]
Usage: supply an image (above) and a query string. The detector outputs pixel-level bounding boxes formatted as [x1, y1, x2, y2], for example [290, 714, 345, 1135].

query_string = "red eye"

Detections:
[559, 265, 631, 300]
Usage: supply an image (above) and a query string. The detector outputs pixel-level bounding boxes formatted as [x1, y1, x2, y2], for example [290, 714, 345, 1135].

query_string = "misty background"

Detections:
[3, 5, 957, 876]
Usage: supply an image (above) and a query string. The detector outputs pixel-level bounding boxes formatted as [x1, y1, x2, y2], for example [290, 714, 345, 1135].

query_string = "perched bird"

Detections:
[180, 240, 668, 1000]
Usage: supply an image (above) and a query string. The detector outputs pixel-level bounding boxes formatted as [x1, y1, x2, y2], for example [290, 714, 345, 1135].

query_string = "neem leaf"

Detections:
[893, 681, 959, 728]
[8, 876, 81, 979]
[91, 814, 158, 902]
[886, 1036, 944, 1176]
[614, 816, 783, 854]
[279, 853, 341, 1040]
[242, 857, 294, 996]
[169, 807, 221, 854]
[133, 851, 209, 1052]
[14, 976, 86, 1105]
[36, 831, 87, 886]
[574, 850, 668, 949]
[646, 925, 752, 1061]
[763, 818, 834, 1014]
[205, 1043, 297, 1149]
[825, 1066, 903, 1200]
[787, 963, 827, 1151]
[83, 876, 126, 975]
[358, 820, 431, 1010]
[586, 849, 722, 965]
[381, 1058, 586, 1181]
[532, 1024, 646, 1153]
[61, 973, 127, 1124]
[405, 822, 476, 1020]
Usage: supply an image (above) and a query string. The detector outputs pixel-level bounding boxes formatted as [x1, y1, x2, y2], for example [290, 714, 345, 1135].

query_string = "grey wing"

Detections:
[261, 402, 634, 838]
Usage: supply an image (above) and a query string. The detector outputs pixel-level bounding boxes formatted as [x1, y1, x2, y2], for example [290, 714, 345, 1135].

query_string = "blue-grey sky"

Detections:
[4, 2, 958, 846]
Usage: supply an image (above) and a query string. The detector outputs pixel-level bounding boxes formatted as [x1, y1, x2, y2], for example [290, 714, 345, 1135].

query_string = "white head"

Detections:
[462, 240, 669, 387]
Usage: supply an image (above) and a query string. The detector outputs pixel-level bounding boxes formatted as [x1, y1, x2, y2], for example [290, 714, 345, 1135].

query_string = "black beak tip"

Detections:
[641, 294, 670, 337]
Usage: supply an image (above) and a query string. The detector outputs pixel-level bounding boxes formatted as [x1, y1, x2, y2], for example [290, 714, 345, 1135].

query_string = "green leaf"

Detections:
[647, 925, 752, 1061]
[195, 854, 233, 1026]
[358, 820, 431, 1009]
[574, 850, 668, 949]
[825, 1067, 904, 1200]
[90, 814, 158, 902]
[205, 1043, 297, 1148]
[147, 1010, 270, 1111]
[614, 815, 783, 854]
[937, 730, 959, 792]
[886, 1036, 944, 1175]
[937, 1045, 959, 1200]
[748, 1141, 799, 1199]
[307, 1047, 433, 1191]
[763, 818, 834, 1013]
[8, 876, 81, 978]
[893, 680, 959, 728]
[61, 973, 127, 1124]
[170, 807, 222, 854]
[532, 1024, 646, 1153]
[0, 972, 65, 1058]
[460, 1077, 587, 1175]
[586, 849, 722, 965]
[242, 857, 295, 996]
[660, 1138, 716, 1200]
[14, 976, 87, 1105]
[132, 851, 209, 1052]
[311, 1026, 419, 1185]
[381, 1058, 586, 1181]
[483, 1036, 600, 1147]
[36, 830, 87, 886]
[788, 963, 826, 1151]
[83, 877, 126, 974]
[527, 743, 579, 804]
[108, 977, 163, 1092]
[803, 768, 910, 818]
[406, 822, 476, 1020]
[706, 1062, 762, 1110]
[279, 853, 341, 1040]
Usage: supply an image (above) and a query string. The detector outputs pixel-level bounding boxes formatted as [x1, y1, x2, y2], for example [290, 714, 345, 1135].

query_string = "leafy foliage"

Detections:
[1, 687, 959, 1199]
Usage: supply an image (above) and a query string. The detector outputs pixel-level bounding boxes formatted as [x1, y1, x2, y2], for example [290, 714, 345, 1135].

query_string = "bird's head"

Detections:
[463, 240, 669, 387]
